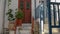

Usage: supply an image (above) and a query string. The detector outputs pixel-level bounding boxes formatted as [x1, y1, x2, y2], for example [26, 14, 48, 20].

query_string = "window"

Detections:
[20, 1, 24, 10]
[26, 2, 30, 10]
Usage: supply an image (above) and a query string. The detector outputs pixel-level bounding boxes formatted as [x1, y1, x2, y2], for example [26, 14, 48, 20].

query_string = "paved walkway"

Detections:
[44, 24, 59, 34]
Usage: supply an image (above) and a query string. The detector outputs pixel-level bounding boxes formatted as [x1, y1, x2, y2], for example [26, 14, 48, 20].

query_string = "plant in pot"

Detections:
[6, 9, 15, 30]
[15, 10, 24, 26]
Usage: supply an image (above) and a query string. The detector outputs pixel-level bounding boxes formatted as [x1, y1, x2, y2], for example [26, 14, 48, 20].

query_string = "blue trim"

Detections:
[53, 4, 56, 26]
[47, 0, 52, 34]
[52, 26, 60, 28]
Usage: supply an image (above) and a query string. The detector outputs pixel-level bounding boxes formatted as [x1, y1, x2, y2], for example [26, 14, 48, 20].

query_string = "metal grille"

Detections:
[47, 0, 60, 34]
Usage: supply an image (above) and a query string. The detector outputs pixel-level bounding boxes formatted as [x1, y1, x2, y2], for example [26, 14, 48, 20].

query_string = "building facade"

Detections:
[0, 0, 47, 33]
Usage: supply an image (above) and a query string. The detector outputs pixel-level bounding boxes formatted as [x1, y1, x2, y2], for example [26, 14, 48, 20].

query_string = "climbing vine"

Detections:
[6, 0, 15, 21]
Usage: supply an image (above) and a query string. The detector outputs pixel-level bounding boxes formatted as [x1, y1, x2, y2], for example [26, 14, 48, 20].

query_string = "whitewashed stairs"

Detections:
[22, 23, 32, 30]
[16, 23, 32, 34]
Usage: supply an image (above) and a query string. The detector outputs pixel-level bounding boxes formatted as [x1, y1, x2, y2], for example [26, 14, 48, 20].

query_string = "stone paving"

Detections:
[44, 24, 60, 34]
[19, 23, 32, 34]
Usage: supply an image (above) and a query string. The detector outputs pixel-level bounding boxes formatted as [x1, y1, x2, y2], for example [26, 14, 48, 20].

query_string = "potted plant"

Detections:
[6, 9, 15, 30]
[15, 10, 24, 26]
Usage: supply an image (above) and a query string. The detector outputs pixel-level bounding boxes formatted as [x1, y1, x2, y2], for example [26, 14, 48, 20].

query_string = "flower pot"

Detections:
[16, 19, 22, 26]
[8, 21, 15, 30]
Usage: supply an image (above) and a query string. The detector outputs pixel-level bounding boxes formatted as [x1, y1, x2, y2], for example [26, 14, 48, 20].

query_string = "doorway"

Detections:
[18, 0, 31, 23]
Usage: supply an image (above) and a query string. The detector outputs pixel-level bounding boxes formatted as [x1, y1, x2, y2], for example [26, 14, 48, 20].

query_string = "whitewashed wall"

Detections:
[31, 0, 40, 18]
[4, 0, 18, 28]
[0, 0, 6, 33]
[31, 0, 35, 18]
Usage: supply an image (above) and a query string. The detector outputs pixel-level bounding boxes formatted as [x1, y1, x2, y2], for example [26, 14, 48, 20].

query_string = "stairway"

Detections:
[16, 23, 32, 34]
[22, 23, 32, 30]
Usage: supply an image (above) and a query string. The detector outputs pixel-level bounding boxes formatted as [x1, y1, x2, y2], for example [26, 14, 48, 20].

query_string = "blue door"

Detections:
[47, 0, 60, 34]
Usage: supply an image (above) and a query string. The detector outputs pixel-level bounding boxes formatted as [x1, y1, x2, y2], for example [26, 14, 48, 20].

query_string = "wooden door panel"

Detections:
[18, 0, 31, 23]
[24, 10, 31, 23]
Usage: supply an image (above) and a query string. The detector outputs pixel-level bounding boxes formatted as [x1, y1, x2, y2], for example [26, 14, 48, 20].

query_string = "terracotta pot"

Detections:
[16, 19, 22, 26]
[8, 21, 15, 30]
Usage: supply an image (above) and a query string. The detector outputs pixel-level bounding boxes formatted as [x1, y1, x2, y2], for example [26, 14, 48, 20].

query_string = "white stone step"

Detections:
[16, 27, 31, 34]
[19, 30, 31, 34]
[22, 23, 32, 30]
[22, 23, 32, 27]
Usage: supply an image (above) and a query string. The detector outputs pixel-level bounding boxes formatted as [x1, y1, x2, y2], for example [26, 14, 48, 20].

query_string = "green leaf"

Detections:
[8, 0, 11, 2]
[6, 9, 15, 21]
[15, 10, 24, 19]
